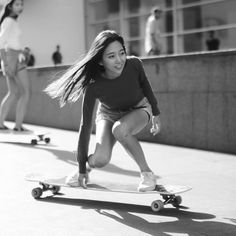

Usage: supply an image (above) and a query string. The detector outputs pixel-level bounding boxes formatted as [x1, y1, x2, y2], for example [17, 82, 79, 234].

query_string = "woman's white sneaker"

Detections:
[65, 164, 92, 187]
[65, 169, 80, 187]
[138, 172, 156, 192]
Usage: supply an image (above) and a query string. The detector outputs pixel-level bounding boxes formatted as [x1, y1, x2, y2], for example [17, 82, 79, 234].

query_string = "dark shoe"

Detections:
[13, 127, 24, 131]
[0, 125, 10, 131]
[13, 126, 32, 133]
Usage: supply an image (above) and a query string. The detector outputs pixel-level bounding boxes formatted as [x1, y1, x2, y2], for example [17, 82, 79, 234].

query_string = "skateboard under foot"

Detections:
[26, 173, 192, 212]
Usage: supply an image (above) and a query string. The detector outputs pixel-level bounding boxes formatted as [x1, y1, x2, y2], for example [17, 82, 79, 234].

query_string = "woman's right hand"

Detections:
[78, 173, 89, 188]
[150, 115, 161, 136]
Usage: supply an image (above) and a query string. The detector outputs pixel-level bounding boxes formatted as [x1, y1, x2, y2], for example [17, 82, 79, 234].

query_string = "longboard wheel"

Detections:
[44, 137, 50, 144]
[32, 187, 43, 199]
[151, 200, 164, 212]
[31, 139, 37, 145]
[172, 195, 182, 207]
[51, 185, 60, 194]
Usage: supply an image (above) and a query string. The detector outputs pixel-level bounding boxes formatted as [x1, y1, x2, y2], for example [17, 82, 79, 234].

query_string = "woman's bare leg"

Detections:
[88, 119, 116, 168]
[14, 69, 30, 129]
[0, 76, 17, 127]
[112, 110, 151, 172]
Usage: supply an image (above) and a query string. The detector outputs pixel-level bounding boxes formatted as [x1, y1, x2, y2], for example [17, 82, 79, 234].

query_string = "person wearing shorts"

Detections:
[0, 0, 30, 132]
[96, 97, 152, 124]
[45, 30, 161, 192]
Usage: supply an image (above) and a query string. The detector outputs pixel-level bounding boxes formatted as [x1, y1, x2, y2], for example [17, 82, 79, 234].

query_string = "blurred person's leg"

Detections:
[0, 75, 17, 127]
[14, 68, 30, 129]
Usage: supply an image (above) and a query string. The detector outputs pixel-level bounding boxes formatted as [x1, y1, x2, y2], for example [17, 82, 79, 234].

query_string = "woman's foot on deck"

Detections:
[65, 164, 92, 187]
[138, 171, 156, 192]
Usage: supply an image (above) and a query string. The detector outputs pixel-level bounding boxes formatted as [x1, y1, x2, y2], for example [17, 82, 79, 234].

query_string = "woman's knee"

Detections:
[89, 151, 111, 168]
[112, 122, 130, 141]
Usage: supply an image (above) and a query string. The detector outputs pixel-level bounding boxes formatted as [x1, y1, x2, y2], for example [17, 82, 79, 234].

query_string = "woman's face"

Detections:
[10, 0, 24, 17]
[101, 40, 126, 79]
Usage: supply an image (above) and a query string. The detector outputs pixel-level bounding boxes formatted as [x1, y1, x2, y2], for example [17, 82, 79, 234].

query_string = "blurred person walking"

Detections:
[52, 44, 62, 66]
[145, 6, 163, 56]
[0, 0, 30, 131]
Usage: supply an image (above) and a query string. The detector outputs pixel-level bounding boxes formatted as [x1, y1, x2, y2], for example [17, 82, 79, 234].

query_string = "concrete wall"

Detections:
[1, 50, 236, 154]
[140, 50, 236, 154]
[0, 66, 82, 131]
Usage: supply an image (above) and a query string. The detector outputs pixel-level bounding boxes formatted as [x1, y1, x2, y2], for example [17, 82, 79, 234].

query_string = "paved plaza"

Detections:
[0, 122, 235, 236]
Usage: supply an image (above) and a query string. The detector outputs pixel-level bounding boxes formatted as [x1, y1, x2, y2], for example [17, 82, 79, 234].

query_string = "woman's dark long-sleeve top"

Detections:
[77, 56, 160, 173]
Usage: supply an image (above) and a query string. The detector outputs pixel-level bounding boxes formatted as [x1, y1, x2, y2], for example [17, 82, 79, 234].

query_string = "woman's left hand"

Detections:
[150, 115, 161, 136]
[18, 53, 25, 63]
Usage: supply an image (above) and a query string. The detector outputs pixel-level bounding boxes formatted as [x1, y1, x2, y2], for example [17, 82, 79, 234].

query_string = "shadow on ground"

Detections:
[1, 141, 161, 178]
[38, 196, 236, 236]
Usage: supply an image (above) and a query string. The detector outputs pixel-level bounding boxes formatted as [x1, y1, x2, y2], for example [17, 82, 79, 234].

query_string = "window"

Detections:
[85, 0, 236, 55]
[127, 0, 140, 14]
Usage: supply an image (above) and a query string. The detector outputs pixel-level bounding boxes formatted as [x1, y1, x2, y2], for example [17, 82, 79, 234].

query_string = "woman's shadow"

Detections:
[1, 137, 161, 178]
[94, 208, 236, 236]
[40, 196, 236, 236]
[30, 145, 158, 178]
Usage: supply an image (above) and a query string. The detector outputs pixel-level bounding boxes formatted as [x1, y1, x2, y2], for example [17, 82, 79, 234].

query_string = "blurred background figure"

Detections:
[206, 31, 220, 51]
[23, 46, 35, 66]
[0, 0, 30, 132]
[145, 6, 163, 56]
[52, 44, 62, 66]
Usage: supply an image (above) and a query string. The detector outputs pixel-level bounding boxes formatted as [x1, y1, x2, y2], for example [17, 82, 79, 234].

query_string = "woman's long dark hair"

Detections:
[0, 0, 18, 26]
[45, 30, 126, 107]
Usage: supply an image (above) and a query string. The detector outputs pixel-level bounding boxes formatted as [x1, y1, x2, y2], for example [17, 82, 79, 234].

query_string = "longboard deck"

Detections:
[25, 173, 192, 195]
[26, 173, 192, 212]
[0, 131, 50, 145]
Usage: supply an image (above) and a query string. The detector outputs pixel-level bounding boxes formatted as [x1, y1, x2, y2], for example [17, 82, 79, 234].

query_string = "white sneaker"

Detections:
[138, 172, 156, 192]
[65, 169, 80, 187]
[65, 164, 92, 187]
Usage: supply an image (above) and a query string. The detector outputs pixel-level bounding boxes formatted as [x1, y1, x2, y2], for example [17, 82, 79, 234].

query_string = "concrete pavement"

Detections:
[0, 122, 236, 236]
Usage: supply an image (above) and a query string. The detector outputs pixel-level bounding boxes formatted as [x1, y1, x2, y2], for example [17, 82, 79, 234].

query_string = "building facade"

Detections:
[85, 0, 236, 56]
[1, 0, 235, 66]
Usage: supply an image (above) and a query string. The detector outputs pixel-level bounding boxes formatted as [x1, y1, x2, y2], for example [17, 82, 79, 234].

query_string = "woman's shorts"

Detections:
[96, 97, 153, 124]
[1, 48, 27, 77]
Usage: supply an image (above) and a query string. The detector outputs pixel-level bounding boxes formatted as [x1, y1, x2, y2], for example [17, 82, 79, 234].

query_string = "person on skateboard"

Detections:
[45, 30, 161, 192]
[0, 0, 30, 132]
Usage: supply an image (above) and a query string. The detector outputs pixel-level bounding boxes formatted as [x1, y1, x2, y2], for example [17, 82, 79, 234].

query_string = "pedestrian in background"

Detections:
[206, 31, 220, 51]
[52, 44, 62, 66]
[145, 6, 163, 56]
[45, 30, 161, 192]
[0, 0, 30, 132]
[23, 46, 35, 66]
